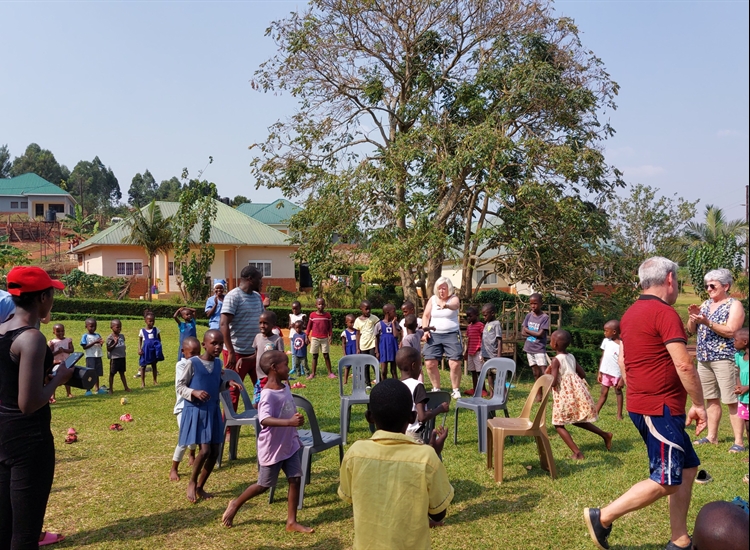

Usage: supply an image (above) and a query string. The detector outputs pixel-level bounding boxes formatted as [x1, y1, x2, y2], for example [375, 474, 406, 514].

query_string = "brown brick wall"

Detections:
[262, 278, 297, 293]
[128, 277, 150, 298]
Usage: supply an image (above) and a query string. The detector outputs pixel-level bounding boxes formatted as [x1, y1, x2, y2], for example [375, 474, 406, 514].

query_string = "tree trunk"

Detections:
[398, 267, 419, 309]
[425, 251, 444, 301]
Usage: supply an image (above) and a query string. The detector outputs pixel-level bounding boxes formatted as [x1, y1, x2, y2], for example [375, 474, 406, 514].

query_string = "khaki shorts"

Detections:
[697, 359, 738, 404]
[526, 353, 550, 367]
[310, 337, 330, 354]
[466, 352, 484, 372]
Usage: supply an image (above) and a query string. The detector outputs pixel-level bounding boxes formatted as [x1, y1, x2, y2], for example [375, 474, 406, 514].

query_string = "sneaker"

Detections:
[431, 387, 441, 392]
[451, 389, 461, 400]
[134, 372, 141, 378]
[97, 388, 108, 395]
[583, 507, 612, 550]
[84, 390, 93, 396]
[664, 538, 692, 550]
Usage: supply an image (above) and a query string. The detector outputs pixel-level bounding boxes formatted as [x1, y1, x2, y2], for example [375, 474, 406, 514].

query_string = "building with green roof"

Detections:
[73, 200, 297, 295]
[0, 173, 76, 220]
[236, 199, 301, 233]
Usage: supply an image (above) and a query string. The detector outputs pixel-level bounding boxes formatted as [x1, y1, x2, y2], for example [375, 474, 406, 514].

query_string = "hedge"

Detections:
[52, 297, 206, 319]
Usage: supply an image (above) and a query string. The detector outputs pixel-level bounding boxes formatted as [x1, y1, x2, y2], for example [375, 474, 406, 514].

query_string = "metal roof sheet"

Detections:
[0, 173, 72, 197]
[236, 199, 301, 225]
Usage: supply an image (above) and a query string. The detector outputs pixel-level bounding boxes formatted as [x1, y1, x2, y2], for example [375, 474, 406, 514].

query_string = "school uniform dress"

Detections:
[139, 327, 163, 367]
[177, 319, 197, 360]
[376, 320, 399, 363]
[178, 357, 224, 446]
[342, 329, 357, 355]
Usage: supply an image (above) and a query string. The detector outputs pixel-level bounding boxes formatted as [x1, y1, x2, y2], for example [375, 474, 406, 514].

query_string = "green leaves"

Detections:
[123, 201, 173, 302]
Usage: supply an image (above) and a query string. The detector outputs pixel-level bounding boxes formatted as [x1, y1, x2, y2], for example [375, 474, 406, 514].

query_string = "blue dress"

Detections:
[343, 329, 357, 355]
[378, 320, 399, 363]
[178, 357, 224, 446]
[177, 319, 197, 360]
[139, 328, 164, 367]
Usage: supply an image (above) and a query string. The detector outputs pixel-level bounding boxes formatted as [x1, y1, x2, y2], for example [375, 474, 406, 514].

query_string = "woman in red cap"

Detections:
[0, 266, 74, 549]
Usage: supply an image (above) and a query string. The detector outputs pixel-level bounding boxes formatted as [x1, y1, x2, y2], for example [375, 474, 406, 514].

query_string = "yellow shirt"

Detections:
[353, 314, 379, 351]
[338, 431, 454, 550]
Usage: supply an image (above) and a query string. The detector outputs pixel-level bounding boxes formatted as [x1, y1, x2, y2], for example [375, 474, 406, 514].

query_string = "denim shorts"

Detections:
[257, 448, 303, 488]
[423, 331, 463, 361]
[630, 405, 700, 486]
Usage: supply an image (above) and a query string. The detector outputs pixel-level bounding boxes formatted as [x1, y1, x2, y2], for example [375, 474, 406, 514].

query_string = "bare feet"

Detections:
[196, 487, 213, 500]
[124, 388, 131, 392]
[286, 521, 314, 533]
[603, 432, 613, 451]
[188, 453, 196, 466]
[571, 452, 585, 460]
[169, 468, 180, 481]
[616, 415, 623, 421]
[429, 519, 445, 528]
[222, 499, 240, 527]
[187, 481, 198, 503]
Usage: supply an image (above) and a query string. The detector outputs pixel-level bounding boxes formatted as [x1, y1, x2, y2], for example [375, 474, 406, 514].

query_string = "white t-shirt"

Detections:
[428, 295, 459, 333]
[599, 338, 621, 378]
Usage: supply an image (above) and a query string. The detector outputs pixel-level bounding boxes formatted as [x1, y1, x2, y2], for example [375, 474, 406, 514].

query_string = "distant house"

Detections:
[72, 200, 297, 297]
[236, 199, 301, 234]
[0, 173, 76, 220]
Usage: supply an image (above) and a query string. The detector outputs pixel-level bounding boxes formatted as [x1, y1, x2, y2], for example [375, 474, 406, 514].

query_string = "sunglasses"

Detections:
[704, 283, 719, 290]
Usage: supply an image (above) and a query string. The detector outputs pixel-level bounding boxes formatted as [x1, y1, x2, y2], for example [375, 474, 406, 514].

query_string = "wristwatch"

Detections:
[709, 321, 714, 329]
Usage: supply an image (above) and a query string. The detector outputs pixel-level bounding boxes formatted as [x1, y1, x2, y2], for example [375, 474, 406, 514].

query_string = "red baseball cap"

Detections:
[6, 266, 65, 296]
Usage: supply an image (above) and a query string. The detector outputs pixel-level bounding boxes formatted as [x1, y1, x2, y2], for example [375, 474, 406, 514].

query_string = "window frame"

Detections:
[116, 260, 144, 277]
[10, 201, 19, 209]
[248, 260, 272, 277]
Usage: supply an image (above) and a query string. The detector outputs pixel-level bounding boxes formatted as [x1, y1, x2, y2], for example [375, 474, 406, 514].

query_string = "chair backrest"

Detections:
[221, 369, 253, 417]
[518, 374, 555, 429]
[292, 393, 325, 447]
[475, 357, 516, 405]
[421, 390, 451, 444]
[338, 355, 381, 398]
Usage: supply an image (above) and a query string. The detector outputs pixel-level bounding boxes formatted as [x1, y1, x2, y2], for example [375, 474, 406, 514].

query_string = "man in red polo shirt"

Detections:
[584, 256, 707, 550]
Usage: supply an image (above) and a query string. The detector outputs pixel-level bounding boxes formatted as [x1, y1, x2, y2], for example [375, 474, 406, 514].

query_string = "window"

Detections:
[49, 204, 65, 213]
[20, 202, 28, 209]
[116, 261, 143, 276]
[248, 261, 272, 277]
[476, 270, 497, 285]
[168, 262, 174, 276]
[35, 204, 44, 217]
[10, 201, 19, 209]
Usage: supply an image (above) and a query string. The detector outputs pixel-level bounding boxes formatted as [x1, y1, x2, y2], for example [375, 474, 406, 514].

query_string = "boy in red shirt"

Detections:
[463, 307, 486, 396]
[306, 298, 335, 379]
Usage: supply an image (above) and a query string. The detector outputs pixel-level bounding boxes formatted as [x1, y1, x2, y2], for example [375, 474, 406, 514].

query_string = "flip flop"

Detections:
[67, 428, 77, 436]
[64, 434, 77, 444]
[695, 469, 712, 484]
[109, 423, 123, 431]
[694, 437, 716, 445]
[39, 532, 65, 546]
[728, 444, 747, 453]
[120, 413, 133, 422]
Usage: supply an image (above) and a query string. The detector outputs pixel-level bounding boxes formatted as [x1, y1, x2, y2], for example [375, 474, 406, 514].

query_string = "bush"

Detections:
[53, 297, 205, 319]
[60, 270, 128, 299]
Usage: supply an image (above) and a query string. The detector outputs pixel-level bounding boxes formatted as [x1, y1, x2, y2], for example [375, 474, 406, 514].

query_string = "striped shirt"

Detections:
[221, 288, 264, 355]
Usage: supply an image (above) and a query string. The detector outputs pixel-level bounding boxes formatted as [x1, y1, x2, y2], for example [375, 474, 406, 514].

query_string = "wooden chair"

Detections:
[486, 374, 556, 483]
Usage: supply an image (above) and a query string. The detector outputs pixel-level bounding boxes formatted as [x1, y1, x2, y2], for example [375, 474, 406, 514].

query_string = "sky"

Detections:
[1, 0, 748, 225]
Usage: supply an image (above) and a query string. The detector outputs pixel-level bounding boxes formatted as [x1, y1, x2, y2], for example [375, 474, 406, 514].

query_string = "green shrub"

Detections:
[53, 297, 205, 319]
[60, 270, 128, 299]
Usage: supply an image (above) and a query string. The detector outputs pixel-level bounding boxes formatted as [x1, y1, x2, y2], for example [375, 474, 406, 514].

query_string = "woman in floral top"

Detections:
[687, 268, 746, 451]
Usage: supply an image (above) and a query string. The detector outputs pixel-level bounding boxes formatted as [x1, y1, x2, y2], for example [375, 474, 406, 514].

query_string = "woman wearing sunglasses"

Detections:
[687, 268, 746, 451]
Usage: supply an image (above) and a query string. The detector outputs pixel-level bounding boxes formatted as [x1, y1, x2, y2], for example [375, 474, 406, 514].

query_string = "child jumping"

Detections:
[397, 347, 449, 438]
[306, 298, 335, 379]
[340, 314, 358, 384]
[170, 336, 201, 481]
[522, 293, 550, 383]
[734, 327, 749, 482]
[374, 304, 401, 379]
[106, 319, 130, 394]
[174, 306, 197, 360]
[81, 317, 106, 395]
[547, 329, 612, 460]
[221, 350, 314, 534]
[49, 323, 74, 400]
[138, 310, 163, 387]
[464, 307, 484, 396]
[176, 329, 230, 503]
[595, 319, 624, 420]
[290, 320, 308, 385]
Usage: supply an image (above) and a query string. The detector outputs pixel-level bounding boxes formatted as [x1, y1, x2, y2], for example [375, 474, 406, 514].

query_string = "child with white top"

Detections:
[170, 337, 200, 481]
[81, 317, 106, 395]
[595, 319, 624, 420]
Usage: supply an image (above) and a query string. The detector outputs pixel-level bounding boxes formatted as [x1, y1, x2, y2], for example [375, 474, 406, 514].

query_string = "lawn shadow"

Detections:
[449, 491, 542, 524]
[450, 479, 485, 504]
[256, 537, 344, 550]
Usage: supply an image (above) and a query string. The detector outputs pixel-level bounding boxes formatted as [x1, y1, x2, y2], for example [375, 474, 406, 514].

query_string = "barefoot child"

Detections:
[106, 319, 130, 394]
[81, 318, 106, 395]
[306, 298, 335, 379]
[170, 336, 200, 481]
[522, 293, 550, 382]
[397, 347, 449, 438]
[138, 310, 163, 387]
[481, 303, 503, 398]
[595, 320, 624, 420]
[374, 304, 401, 379]
[340, 314, 358, 384]
[338, 378, 453, 549]
[173, 306, 197, 360]
[354, 300, 379, 387]
[547, 329, 612, 460]
[176, 329, 229, 503]
[222, 350, 314, 534]
[734, 327, 749, 474]
[49, 323, 74, 400]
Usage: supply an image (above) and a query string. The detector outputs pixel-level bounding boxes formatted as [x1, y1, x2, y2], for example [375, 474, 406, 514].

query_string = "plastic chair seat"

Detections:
[338, 355, 381, 445]
[454, 358, 516, 453]
[218, 369, 260, 468]
[486, 373, 557, 483]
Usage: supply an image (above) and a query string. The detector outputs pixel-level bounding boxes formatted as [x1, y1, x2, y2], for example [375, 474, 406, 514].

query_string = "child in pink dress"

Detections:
[547, 329, 612, 460]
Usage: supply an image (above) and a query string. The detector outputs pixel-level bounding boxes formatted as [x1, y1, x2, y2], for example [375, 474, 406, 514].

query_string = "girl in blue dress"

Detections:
[138, 311, 163, 388]
[375, 304, 401, 379]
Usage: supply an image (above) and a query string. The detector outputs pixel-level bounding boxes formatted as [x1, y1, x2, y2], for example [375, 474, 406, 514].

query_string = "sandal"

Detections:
[694, 437, 716, 445]
[67, 427, 77, 436]
[120, 413, 133, 422]
[39, 532, 65, 546]
[695, 469, 712, 484]
[109, 423, 123, 431]
[64, 434, 77, 444]
[728, 444, 747, 453]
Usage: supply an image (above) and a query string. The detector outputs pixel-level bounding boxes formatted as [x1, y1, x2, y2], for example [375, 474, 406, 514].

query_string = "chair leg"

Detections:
[298, 448, 311, 510]
[228, 426, 239, 460]
[537, 433, 557, 480]
[339, 444, 344, 464]
[493, 430, 506, 483]
[269, 484, 275, 504]
[486, 425, 493, 468]
[453, 407, 459, 445]
[477, 409, 487, 453]
[217, 438, 225, 468]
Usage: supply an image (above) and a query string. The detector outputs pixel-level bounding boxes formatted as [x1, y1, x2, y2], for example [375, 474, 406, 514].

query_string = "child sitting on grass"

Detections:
[338, 378, 453, 549]
[170, 336, 201, 481]
[595, 319, 624, 420]
[106, 319, 130, 394]
[221, 350, 314, 534]
[176, 329, 233, 503]
[397, 347, 449, 438]
[49, 323, 74, 400]
[81, 317, 106, 395]
[173, 306, 197, 360]
[547, 329, 612, 460]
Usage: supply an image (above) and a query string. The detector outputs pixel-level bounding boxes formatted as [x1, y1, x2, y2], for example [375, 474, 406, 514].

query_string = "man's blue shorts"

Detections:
[629, 405, 700, 486]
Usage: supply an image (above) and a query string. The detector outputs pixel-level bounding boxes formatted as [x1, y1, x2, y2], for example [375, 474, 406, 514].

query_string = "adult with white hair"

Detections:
[687, 267, 746, 451]
[421, 277, 463, 399]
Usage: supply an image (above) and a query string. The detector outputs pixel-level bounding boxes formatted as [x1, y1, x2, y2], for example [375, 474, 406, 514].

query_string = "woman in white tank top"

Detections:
[421, 277, 463, 399]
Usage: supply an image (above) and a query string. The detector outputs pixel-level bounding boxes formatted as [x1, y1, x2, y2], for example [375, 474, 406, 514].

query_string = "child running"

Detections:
[170, 336, 200, 481]
[253, 310, 285, 404]
[397, 347, 449, 438]
[374, 304, 401, 379]
[176, 329, 229, 503]
[289, 320, 308, 385]
[306, 298, 335, 379]
[221, 350, 314, 534]
[464, 307, 485, 396]
[106, 319, 130, 394]
[354, 300, 380, 387]
[522, 293, 550, 383]
[547, 329, 612, 460]
[340, 314, 358, 385]
[49, 323, 74, 400]
[81, 317, 106, 395]
[481, 303, 503, 398]
[174, 306, 197, 360]
[138, 310, 163, 387]
[595, 319, 624, 420]
[734, 327, 749, 482]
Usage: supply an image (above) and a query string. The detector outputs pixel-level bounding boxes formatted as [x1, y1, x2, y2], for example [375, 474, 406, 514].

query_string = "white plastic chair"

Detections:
[338, 354, 380, 445]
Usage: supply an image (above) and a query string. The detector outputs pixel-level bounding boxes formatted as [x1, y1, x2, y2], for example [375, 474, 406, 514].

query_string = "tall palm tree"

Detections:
[123, 201, 173, 301]
[683, 204, 748, 247]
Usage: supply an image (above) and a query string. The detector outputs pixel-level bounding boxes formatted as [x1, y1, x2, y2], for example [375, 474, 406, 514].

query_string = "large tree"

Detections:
[251, 0, 623, 303]
[10, 143, 70, 185]
[68, 157, 121, 216]
[123, 201, 173, 302]
[128, 169, 159, 207]
[0, 144, 11, 179]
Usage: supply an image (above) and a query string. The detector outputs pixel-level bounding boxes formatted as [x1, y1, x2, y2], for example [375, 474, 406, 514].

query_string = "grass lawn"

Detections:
[41, 319, 748, 550]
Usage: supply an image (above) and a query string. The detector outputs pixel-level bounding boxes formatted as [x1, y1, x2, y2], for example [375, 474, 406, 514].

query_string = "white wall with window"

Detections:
[247, 260, 272, 277]
[116, 260, 143, 276]
[475, 269, 498, 285]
